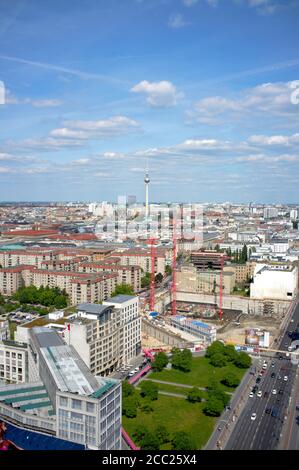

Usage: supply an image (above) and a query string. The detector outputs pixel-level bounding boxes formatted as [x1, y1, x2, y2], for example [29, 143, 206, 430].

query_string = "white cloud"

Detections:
[131, 80, 181, 107]
[248, 133, 299, 146]
[5, 137, 85, 151]
[168, 13, 189, 29]
[183, 0, 218, 6]
[50, 116, 140, 139]
[31, 99, 62, 108]
[189, 80, 299, 126]
[5, 90, 62, 107]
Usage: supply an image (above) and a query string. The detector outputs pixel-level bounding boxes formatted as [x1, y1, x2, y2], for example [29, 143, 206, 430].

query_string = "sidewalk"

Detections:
[205, 358, 260, 450]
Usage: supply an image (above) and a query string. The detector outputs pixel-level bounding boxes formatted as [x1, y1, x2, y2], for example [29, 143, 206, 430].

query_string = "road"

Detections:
[225, 299, 299, 450]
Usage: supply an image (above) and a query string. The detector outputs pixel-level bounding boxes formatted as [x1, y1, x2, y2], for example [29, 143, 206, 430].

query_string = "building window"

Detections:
[86, 402, 95, 413]
[60, 396, 68, 407]
[72, 399, 82, 410]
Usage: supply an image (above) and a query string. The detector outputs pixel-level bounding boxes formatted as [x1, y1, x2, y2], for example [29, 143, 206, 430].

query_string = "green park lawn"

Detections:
[150, 356, 246, 389]
[141, 380, 209, 400]
[122, 393, 216, 450]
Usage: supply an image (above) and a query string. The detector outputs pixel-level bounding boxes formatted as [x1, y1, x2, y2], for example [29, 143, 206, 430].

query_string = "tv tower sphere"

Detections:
[144, 174, 150, 184]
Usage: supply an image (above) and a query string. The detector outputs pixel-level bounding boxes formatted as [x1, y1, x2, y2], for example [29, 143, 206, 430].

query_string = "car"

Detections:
[278, 375, 282, 380]
[296, 416, 299, 425]
[284, 376, 288, 381]
[271, 372, 276, 378]
[264, 391, 269, 398]
[271, 409, 279, 418]
[296, 405, 299, 411]
[261, 369, 266, 374]
[249, 392, 254, 398]
[257, 391, 262, 397]
[251, 413, 257, 421]
[256, 377, 261, 383]
[272, 389, 277, 395]
[218, 426, 222, 431]
[262, 364, 267, 370]
[279, 355, 283, 360]
[278, 389, 284, 395]
[265, 408, 271, 414]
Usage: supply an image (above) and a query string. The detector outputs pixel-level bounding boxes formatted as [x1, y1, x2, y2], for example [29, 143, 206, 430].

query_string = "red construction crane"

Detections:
[172, 217, 177, 316]
[147, 238, 157, 312]
[219, 254, 224, 321]
[219, 253, 230, 321]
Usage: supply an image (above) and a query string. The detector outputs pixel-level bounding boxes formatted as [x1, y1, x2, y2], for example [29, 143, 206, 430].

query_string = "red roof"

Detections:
[2, 230, 59, 237]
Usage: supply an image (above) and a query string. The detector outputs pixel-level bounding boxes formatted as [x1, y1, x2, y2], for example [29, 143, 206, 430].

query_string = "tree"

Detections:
[155, 272, 163, 284]
[241, 244, 248, 263]
[187, 387, 202, 403]
[139, 400, 154, 413]
[165, 265, 172, 276]
[210, 352, 228, 368]
[54, 295, 67, 309]
[203, 397, 224, 417]
[122, 380, 135, 398]
[221, 372, 240, 388]
[172, 431, 196, 450]
[205, 341, 226, 358]
[141, 431, 160, 450]
[152, 352, 168, 372]
[140, 381, 158, 401]
[111, 283, 134, 297]
[0, 293, 5, 305]
[207, 380, 230, 407]
[155, 425, 169, 444]
[234, 351, 252, 369]
[122, 398, 137, 418]
[171, 348, 192, 372]
[180, 348, 192, 372]
[223, 344, 238, 362]
[132, 425, 148, 443]
[141, 273, 150, 288]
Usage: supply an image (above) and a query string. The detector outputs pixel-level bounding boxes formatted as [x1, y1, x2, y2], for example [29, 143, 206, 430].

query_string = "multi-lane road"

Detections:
[225, 300, 299, 450]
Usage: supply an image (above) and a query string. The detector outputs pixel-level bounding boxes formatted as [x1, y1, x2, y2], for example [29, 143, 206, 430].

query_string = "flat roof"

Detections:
[105, 294, 136, 303]
[77, 303, 112, 315]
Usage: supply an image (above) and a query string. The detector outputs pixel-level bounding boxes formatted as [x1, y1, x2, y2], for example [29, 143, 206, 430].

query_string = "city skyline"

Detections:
[1, 0, 299, 202]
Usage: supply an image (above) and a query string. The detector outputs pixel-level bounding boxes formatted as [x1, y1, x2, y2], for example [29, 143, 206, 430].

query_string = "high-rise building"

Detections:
[0, 327, 122, 449]
[263, 207, 278, 219]
[127, 195, 136, 206]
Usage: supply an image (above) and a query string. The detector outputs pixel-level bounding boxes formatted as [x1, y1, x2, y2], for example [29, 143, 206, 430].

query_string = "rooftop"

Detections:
[105, 294, 136, 304]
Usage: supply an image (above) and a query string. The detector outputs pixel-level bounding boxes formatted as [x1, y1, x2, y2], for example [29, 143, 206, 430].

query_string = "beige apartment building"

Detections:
[110, 249, 166, 275]
[76, 262, 141, 292]
[0, 265, 118, 305]
[231, 261, 256, 285]
[0, 250, 56, 269]
[176, 265, 235, 295]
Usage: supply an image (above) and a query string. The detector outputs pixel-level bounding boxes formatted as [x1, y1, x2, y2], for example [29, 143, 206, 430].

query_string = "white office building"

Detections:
[250, 263, 298, 300]
[103, 294, 141, 364]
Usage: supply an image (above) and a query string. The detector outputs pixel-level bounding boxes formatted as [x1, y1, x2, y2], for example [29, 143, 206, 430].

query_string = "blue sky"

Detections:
[0, 0, 299, 203]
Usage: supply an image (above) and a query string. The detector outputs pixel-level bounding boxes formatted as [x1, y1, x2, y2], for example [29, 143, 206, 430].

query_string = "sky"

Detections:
[0, 0, 299, 203]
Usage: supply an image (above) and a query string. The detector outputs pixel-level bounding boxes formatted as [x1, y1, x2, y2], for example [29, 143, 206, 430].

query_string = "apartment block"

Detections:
[0, 340, 28, 383]
[77, 262, 141, 292]
[176, 265, 235, 295]
[110, 249, 166, 275]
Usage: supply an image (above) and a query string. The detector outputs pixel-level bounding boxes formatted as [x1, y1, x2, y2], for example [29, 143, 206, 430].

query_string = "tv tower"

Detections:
[144, 162, 150, 220]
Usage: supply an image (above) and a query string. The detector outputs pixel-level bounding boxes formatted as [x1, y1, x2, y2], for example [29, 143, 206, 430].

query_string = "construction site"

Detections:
[141, 220, 291, 351]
